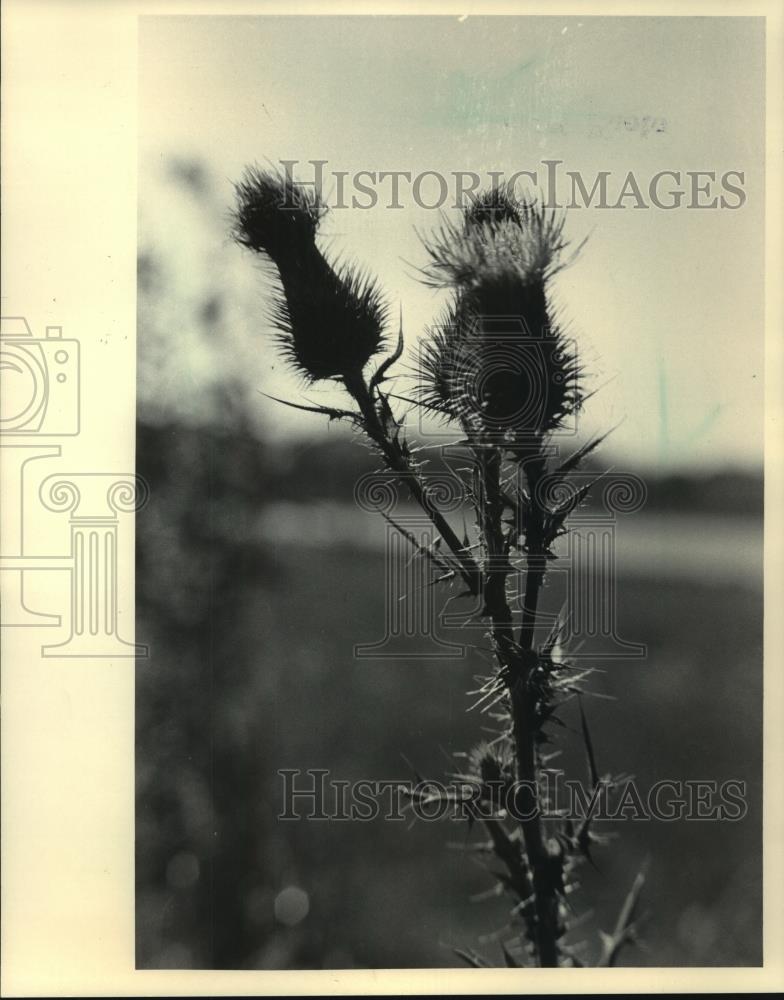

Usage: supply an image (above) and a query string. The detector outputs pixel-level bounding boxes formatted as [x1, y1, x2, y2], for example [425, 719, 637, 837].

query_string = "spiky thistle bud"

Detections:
[417, 188, 584, 442]
[233, 167, 388, 381]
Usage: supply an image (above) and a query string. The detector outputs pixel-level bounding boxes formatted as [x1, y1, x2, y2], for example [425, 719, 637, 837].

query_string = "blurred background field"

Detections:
[135, 421, 762, 970]
[136, 156, 762, 970]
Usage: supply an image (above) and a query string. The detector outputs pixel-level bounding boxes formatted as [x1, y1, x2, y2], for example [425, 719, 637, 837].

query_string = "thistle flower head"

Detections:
[233, 167, 388, 381]
[416, 190, 584, 440]
[464, 182, 527, 229]
[420, 196, 577, 292]
[233, 166, 325, 260]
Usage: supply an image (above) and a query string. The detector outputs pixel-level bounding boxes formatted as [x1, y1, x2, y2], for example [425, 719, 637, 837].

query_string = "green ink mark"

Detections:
[426, 57, 539, 129]
[685, 403, 724, 446]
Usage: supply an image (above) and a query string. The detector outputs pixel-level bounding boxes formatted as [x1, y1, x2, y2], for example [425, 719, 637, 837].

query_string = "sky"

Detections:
[138, 15, 765, 471]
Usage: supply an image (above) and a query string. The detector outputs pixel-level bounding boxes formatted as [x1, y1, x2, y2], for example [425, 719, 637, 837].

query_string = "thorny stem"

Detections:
[343, 369, 482, 597]
[512, 452, 563, 967]
[518, 452, 548, 652]
[510, 681, 560, 967]
[477, 445, 560, 968]
[477, 447, 516, 670]
[520, 563, 545, 653]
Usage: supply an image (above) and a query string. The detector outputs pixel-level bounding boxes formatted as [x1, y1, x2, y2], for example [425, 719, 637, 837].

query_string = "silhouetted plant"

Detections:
[232, 168, 645, 968]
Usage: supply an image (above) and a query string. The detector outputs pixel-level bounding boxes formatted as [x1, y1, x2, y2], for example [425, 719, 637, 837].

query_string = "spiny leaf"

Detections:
[578, 693, 600, 789]
[370, 303, 405, 391]
[553, 426, 617, 480]
[257, 391, 360, 423]
[453, 946, 491, 968]
[379, 510, 454, 575]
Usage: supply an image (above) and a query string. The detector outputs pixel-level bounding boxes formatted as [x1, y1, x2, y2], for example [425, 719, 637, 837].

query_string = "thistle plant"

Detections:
[233, 168, 645, 968]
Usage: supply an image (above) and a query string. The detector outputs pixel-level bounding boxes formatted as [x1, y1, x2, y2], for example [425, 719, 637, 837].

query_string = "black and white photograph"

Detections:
[136, 12, 765, 971]
[2, 2, 784, 996]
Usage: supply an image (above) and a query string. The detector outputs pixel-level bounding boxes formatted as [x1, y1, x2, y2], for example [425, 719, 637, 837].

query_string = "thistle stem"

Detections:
[511, 673, 560, 967]
[520, 563, 545, 653]
[477, 442, 560, 967]
[343, 369, 482, 596]
[477, 447, 516, 667]
[511, 455, 561, 966]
